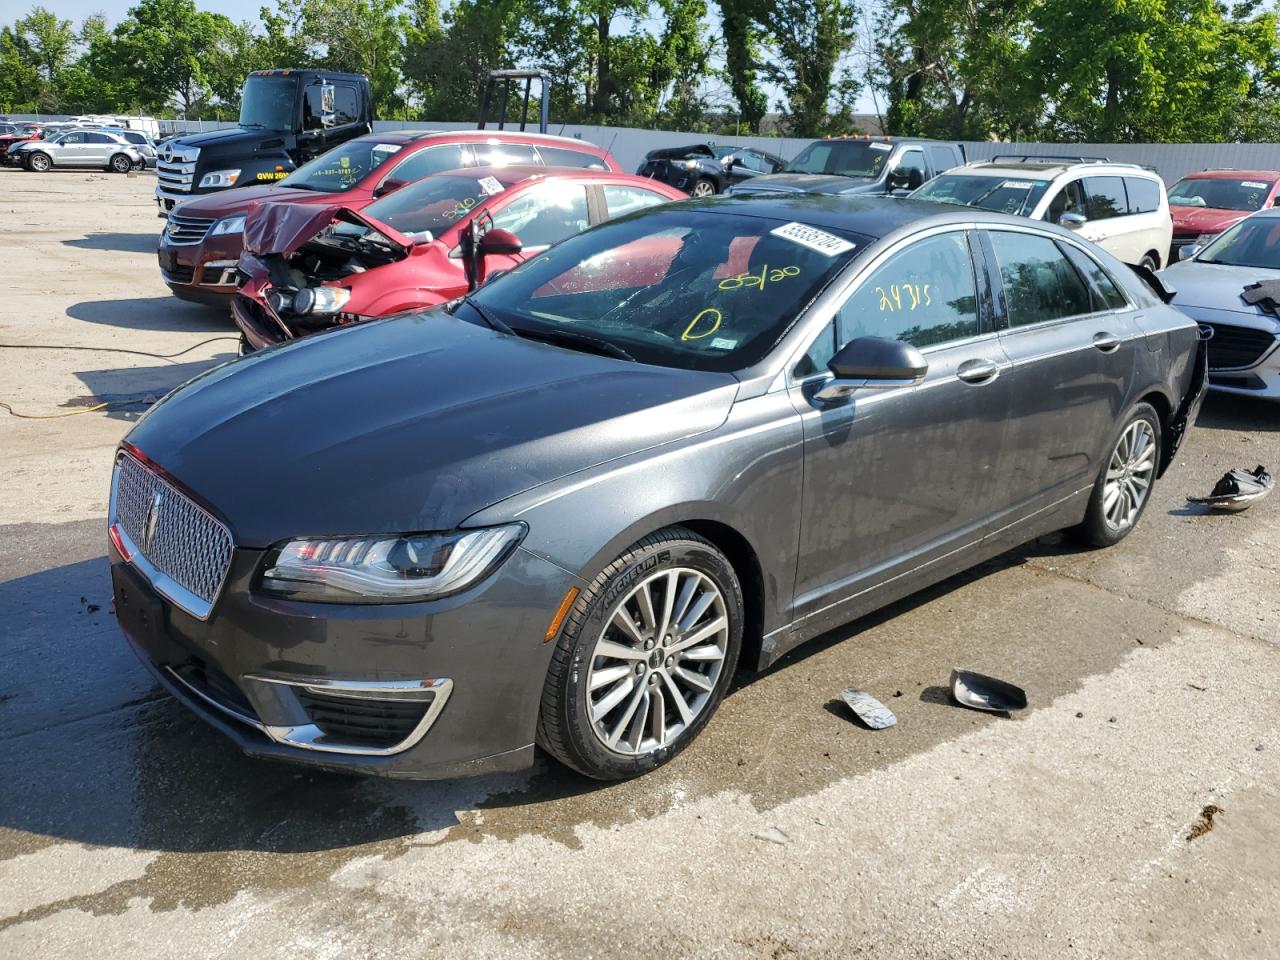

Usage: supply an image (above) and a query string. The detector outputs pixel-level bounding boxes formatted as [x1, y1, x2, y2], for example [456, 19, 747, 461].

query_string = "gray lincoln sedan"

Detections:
[109, 195, 1206, 781]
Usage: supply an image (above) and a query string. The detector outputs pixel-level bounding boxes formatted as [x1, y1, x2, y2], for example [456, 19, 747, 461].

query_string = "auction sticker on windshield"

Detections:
[771, 222, 856, 257]
[478, 176, 505, 196]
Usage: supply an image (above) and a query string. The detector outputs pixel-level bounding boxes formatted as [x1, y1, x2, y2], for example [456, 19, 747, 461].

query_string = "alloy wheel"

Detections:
[111, 154, 131, 173]
[691, 180, 716, 197]
[1103, 419, 1156, 531]
[29, 153, 50, 172]
[585, 567, 729, 755]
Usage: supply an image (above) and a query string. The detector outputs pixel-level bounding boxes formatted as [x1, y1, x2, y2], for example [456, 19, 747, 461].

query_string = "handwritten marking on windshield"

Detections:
[718, 264, 800, 292]
[682, 307, 723, 341]
[877, 283, 931, 312]
[444, 198, 478, 222]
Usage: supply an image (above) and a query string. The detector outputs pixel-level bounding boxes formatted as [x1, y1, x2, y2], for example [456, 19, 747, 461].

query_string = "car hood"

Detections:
[166, 127, 271, 151]
[730, 172, 877, 195]
[1170, 205, 1249, 235]
[1162, 260, 1280, 318]
[178, 184, 341, 218]
[243, 203, 414, 258]
[125, 312, 739, 546]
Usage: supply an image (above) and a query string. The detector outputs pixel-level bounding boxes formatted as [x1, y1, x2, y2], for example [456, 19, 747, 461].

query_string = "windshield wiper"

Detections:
[280, 182, 316, 190]
[462, 295, 515, 335]
[515, 327, 636, 362]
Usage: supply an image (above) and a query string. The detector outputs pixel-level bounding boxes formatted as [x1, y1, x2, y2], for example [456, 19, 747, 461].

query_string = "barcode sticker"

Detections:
[770, 222, 856, 257]
[1242, 180, 1267, 189]
[478, 176, 505, 196]
[1002, 180, 1035, 189]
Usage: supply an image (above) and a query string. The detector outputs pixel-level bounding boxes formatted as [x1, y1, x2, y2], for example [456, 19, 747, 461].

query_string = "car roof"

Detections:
[949, 159, 1159, 179]
[431, 164, 631, 186]
[1179, 169, 1280, 180]
[688, 192, 1039, 239]
[374, 129, 611, 153]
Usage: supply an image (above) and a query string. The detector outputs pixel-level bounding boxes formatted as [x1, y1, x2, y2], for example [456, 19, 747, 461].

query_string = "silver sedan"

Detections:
[1163, 208, 1280, 400]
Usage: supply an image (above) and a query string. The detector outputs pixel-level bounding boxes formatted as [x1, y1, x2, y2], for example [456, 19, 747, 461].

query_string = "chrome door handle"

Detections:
[956, 358, 1000, 384]
[1093, 332, 1121, 353]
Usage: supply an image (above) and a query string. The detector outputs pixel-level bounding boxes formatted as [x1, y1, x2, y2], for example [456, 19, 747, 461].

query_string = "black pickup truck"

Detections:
[155, 69, 373, 217]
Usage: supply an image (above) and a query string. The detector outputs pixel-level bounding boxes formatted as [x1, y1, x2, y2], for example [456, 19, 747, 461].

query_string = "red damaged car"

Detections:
[157, 130, 620, 306]
[1167, 169, 1280, 262]
[232, 166, 686, 350]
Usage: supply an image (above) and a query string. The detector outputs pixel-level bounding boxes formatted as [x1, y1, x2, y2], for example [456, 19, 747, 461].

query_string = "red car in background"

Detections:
[0, 122, 42, 165]
[157, 130, 620, 305]
[232, 166, 686, 350]
[1167, 169, 1280, 262]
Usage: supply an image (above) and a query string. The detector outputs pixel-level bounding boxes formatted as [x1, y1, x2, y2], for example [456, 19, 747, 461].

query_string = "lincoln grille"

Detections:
[1201, 322, 1278, 370]
[111, 452, 234, 613]
[164, 213, 216, 245]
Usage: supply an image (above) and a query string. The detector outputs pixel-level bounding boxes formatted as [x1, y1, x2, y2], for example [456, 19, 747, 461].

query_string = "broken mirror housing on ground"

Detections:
[840, 688, 898, 729]
[950, 669, 1029, 714]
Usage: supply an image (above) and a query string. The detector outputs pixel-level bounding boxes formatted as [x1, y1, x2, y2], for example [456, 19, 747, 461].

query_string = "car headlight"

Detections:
[259, 525, 526, 602]
[292, 286, 351, 315]
[209, 214, 245, 236]
[198, 168, 241, 188]
[681, 160, 699, 170]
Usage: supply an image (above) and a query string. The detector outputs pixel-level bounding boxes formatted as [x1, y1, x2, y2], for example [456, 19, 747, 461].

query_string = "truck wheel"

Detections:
[110, 153, 132, 174]
[537, 526, 743, 780]
[26, 152, 51, 172]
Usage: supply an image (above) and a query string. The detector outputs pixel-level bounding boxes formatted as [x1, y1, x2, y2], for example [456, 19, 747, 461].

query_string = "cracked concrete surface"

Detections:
[0, 169, 1277, 959]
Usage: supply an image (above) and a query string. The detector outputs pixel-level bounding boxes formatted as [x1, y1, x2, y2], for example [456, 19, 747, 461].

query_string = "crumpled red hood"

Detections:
[1170, 205, 1248, 236]
[242, 201, 415, 257]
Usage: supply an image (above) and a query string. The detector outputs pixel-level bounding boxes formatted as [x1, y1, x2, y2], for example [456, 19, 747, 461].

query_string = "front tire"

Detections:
[110, 153, 132, 174]
[1076, 402, 1161, 547]
[26, 152, 51, 172]
[537, 527, 743, 780]
[690, 177, 717, 198]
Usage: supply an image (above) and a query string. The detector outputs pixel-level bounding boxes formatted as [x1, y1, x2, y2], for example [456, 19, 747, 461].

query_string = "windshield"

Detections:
[281, 139, 404, 192]
[1168, 177, 1274, 212]
[785, 140, 893, 178]
[239, 74, 300, 132]
[363, 173, 508, 236]
[464, 208, 865, 372]
[1195, 216, 1280, 269]
[911, 174, 1050, 217]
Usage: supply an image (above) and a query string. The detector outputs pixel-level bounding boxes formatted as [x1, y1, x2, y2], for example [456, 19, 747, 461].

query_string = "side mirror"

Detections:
[374, 177, 407, 197]
[1059, 212, 1087, 230]
[478, 228, 522, 257]
[815, 336, 928, 401]
[1178, 243, 1202, 262]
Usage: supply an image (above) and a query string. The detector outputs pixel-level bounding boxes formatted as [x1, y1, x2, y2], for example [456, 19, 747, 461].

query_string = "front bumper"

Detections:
[158, 233, 244, 305]
[110, 537, 576, 779]
[1175, 309, 1280, 400]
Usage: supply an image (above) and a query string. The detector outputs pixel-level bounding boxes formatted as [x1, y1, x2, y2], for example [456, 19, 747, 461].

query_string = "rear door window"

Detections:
[1083, 176, 1129, 220]
[1124, 177, 1161, 213]
[836, 231, 980, 348]
[603, 184, 670, 218]
[470, 142, 539, 167]
[333, 85, 360, 124]
[536, 146, 609, 170]
[927, 145, 961, 173]
[988, 231, 1094, 326]
[1061, 244, 1129, 310]
[489, 181, 590, 249]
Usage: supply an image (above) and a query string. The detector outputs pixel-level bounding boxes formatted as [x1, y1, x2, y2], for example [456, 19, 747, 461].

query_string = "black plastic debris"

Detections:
[839, 688, 897, 729]
[950, 669, 1028, 714]
[1187, 465, 1273, 512]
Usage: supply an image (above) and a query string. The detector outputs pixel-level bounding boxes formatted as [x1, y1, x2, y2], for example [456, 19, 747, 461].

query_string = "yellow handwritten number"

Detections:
[682, 307, 723, 341]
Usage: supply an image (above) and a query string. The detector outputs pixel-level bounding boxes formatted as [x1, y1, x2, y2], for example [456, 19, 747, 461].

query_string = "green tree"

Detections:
[15, 7, 76, 83]
[298, 0, 407, 115]
[719, 0, 769, 131]
[110, 0, 233, 115]
[0, 27, 41, 112]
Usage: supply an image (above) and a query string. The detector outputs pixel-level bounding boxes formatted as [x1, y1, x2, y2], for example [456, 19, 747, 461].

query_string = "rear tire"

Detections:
[25, 152, 50, 172]
[1075, 402, 1161, 547]
[537, 527, 743, 780]
[1140, 253, 1160, 271]
[110, 153, 132, 174]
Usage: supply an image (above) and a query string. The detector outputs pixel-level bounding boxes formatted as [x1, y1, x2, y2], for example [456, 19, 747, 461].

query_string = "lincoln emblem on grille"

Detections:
[143, 490, 163, 552]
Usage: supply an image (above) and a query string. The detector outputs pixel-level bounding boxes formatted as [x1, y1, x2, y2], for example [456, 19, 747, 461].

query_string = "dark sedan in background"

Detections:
[109, 195, 1205, 783]
[728, 136, 965, 197]
[637, 143, 785, 196]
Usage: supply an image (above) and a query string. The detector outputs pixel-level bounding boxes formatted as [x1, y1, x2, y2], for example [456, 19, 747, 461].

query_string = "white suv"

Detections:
[910, 157, 1173, 268]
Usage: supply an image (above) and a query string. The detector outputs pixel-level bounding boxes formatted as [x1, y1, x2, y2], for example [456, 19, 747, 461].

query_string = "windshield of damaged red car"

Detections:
[1195, 216, 1280, 269]
[1168, 177, 1275, 212]
[280, 139, 404, 192]
[784, 140, 892, 179]
[458, 208, 864, 372]
[360, 174, 505, 237]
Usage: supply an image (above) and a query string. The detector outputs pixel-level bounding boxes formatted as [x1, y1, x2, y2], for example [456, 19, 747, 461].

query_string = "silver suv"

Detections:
[12, 129, 146, 173]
